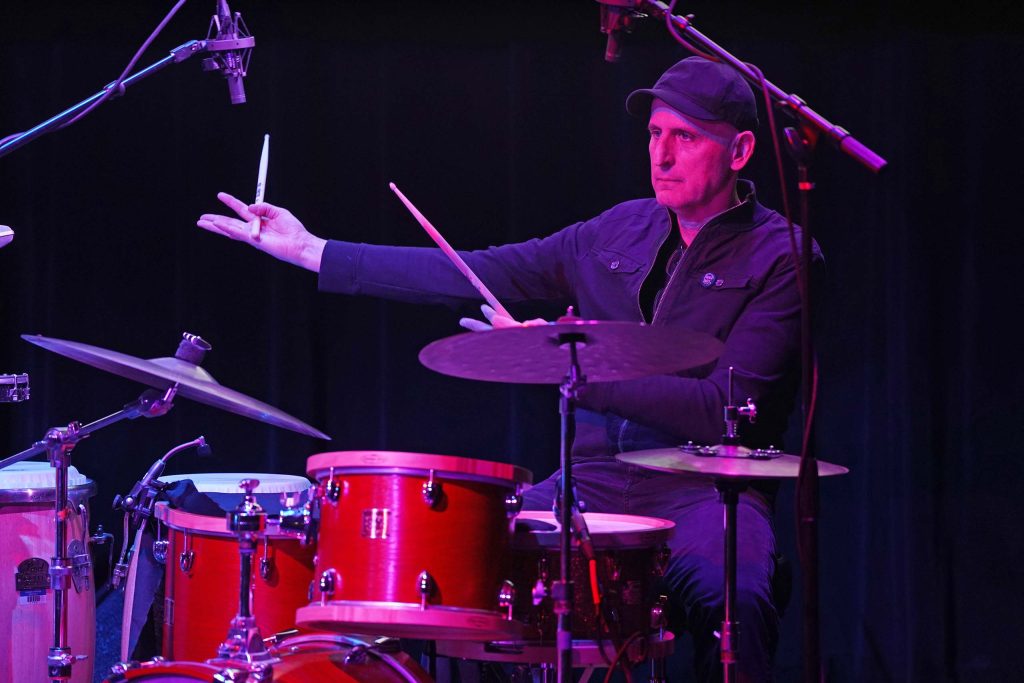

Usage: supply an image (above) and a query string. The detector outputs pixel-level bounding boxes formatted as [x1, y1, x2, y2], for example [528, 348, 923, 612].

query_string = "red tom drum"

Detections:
[154, 473, 316, 662]
[297, 451, 532, 641]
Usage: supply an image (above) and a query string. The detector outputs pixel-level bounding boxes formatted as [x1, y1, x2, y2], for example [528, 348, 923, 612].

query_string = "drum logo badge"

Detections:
[362, 508, 391, 539]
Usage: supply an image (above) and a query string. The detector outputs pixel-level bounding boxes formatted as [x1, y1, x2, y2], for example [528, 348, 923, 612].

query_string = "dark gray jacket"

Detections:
[319, 181, 821, 457]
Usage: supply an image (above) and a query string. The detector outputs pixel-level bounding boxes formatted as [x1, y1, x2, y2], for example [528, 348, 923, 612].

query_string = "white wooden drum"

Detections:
[0, 461, 97, 683]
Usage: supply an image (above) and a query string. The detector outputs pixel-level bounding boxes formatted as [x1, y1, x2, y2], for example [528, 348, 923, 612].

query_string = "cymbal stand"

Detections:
[209, 478, 278, 677]
[553, 317, 591, 683]
[715, 478, 748, 683]
[0, 385, 177, 681]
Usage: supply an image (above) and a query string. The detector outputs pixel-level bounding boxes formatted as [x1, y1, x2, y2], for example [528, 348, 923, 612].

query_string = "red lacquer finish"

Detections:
[158, 505, 316, 662]
[299, 451, 531, 639]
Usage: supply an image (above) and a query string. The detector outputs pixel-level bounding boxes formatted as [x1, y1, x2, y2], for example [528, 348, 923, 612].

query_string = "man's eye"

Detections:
[675, 131, 694, 141]
[648, 129, 661, 138]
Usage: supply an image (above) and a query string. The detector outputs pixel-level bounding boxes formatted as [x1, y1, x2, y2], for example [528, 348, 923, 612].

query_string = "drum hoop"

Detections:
[307, 451, 532, 486]
[0, 479, 97, 504]
[296, 599, 524, 639]
[513, 511, 675, 549]
[154, 502, 296, 537]
[158, 472, 312, 494]
[270, 634, 424, 683]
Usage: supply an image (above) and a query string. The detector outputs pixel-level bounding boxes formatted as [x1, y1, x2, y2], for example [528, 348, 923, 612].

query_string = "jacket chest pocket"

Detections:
[693, 272, 753, 291]
[657, 271, 757, 326]
[595, 250, 643, 277]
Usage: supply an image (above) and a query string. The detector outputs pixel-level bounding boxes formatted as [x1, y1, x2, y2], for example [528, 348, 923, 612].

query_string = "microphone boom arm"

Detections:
[606, 0, 887, 173]
[0, 37, 224, 160]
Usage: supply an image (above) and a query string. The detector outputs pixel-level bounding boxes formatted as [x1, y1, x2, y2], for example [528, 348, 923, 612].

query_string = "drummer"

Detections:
[198, 56, 821, 682]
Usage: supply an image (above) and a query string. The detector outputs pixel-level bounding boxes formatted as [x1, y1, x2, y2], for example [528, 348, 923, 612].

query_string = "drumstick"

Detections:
[250, 133, 270, 239]
[389, 182, 514, 321]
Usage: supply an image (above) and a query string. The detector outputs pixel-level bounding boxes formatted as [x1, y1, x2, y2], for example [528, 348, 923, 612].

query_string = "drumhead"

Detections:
[159, 472, 311, 493]
[513, 511, 675, 549]
[0, 461, 96, 503]
[306, 451, 532, 487]
[158, 472, 312, 514]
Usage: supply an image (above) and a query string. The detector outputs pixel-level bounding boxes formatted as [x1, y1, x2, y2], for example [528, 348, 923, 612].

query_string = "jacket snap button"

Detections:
[701, 272, 716, 288]
[610, 260, 620, 270]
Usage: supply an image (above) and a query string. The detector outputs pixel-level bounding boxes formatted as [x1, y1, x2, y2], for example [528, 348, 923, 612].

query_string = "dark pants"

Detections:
[521, 457, 779, 683]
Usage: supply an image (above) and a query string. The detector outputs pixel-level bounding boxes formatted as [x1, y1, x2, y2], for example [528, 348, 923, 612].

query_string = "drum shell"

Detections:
[508, 512, 673, 642]
[299, 451, 532, 640]
[104, 634, 433, 682]
[0, 478, 96, 683]
[313, 471, 513, 609]
[157, 504, 316, 662]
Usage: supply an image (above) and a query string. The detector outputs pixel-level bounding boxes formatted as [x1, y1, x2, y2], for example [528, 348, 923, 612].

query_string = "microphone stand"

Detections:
[0, 22, 254, 161]
[607, 3, 889, 680]
[0, 41, 204, 160]
[637, 0, 887, 174]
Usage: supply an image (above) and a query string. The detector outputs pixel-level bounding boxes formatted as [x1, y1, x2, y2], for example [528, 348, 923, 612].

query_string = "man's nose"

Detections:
[651, 138, 673, 167]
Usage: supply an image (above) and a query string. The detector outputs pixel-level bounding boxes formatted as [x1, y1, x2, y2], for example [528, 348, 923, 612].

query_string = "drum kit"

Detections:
[1, 317, 847, 683]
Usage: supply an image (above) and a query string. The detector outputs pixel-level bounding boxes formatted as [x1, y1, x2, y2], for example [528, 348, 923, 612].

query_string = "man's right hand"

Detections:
[197, 192, 327, 273]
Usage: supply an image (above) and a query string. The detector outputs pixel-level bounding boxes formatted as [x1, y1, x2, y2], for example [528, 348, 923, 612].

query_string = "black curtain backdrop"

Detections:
[1, 2, 1021, 681]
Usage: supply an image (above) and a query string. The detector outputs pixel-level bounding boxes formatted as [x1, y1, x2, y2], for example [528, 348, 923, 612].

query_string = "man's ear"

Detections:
[730, 130, 756, 171]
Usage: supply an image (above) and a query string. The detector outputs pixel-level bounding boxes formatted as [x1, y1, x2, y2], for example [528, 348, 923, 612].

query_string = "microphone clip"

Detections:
[202, 1, 255, 104]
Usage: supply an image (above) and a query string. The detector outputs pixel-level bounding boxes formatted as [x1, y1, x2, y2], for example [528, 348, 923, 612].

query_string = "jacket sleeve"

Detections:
[578, 252, 820, 446]
[317, 221, 594, 307]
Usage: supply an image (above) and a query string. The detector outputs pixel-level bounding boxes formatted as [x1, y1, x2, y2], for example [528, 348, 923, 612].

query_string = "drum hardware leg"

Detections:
[422, 469, 444, 508]
[211, 479, 278, 671]
[498, 580, 517, 619]
[649, 596, 669, 683]
[418, 570, 437, 609]
[425, 639, 438, 679]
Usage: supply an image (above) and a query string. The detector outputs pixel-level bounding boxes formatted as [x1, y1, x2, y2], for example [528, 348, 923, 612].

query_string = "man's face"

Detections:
[647, 99, 742, 218]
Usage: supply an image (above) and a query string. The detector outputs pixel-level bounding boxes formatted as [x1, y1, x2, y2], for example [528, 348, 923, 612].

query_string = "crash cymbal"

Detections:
[616, 443, 848, 479]
[21, 334, 330, 440]
[419, 320, 723, 384]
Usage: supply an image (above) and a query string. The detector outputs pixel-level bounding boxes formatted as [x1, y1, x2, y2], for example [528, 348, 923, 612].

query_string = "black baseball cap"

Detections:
[626, 56, 759, 132]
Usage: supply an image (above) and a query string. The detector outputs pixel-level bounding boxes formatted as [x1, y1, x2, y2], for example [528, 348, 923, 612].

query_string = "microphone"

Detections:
[0, 225, 13, 249]
[203, 0, 255, 105]
[597, 0, 640, 63]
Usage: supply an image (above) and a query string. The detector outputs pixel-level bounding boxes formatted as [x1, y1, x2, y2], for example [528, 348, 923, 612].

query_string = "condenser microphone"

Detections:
[203, 0, 255, 105]
[597, 0, 639, 63]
